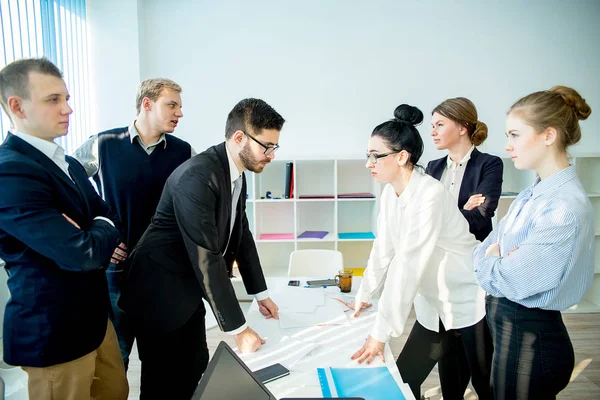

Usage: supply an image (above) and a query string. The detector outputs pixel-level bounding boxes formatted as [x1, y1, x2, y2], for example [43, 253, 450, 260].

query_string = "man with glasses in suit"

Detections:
[121, 98, 285, 400]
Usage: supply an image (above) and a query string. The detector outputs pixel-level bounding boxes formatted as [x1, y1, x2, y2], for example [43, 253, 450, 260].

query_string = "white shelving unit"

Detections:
[239, 159, 381, 278]
[497, 154, 600, 314]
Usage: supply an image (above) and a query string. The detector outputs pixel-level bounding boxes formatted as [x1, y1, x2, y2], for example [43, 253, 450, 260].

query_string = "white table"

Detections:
[237, 277, 415, 400]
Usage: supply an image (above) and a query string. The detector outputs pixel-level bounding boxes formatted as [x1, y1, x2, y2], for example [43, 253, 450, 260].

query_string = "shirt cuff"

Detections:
[474, 254, 500, 273]
[254, 290, 269, 301]
[370, 313, 393, 343]
[94, 216, 115, 227]
[226, 323, 248, 336]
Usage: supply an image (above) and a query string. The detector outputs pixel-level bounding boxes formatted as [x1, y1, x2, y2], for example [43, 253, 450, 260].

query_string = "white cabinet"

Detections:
[496, 154, 600, 314]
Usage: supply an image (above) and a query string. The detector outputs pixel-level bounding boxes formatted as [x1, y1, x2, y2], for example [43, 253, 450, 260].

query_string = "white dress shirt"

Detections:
[224, 145, 269, 335]
[355, 168, 485, 342]
[11, 131, 114, 227]
[440, 145, 475, 199]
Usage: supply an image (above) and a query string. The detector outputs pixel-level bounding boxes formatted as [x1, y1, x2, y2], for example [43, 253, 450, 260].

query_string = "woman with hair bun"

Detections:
[429, 97, 503, 241]
[473, 86, 593, 399]
[399, 97, 503, 399]
[351, 104, 488, 400]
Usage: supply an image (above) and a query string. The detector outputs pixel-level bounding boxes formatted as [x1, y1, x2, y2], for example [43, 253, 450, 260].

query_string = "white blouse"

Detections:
[355, 168, 486, 342]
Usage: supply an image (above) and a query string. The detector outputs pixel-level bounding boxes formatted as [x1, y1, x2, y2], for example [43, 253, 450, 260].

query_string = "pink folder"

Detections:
[258, 233, 295, 240]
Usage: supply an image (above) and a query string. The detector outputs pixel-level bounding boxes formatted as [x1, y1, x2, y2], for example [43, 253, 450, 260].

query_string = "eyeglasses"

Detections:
[366, 151, 399, 165]
[244, 131, 279, 155]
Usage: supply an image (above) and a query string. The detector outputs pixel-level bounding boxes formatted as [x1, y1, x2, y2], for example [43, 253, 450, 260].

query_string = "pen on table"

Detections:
[303, 285, 327, 288]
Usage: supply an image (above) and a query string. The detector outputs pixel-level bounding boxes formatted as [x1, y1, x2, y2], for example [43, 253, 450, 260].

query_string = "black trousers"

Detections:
[136, 303, 210, 400]
[396, 317, 493, 400]
[486, 295, 574, 400]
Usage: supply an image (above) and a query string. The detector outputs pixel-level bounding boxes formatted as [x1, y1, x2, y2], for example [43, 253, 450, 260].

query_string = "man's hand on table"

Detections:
[258, 297, 279, 319]
[235, 327, 265, 353]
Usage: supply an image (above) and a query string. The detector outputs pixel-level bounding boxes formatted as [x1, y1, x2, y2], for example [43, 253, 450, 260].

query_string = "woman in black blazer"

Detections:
[396, 97, 502, 400]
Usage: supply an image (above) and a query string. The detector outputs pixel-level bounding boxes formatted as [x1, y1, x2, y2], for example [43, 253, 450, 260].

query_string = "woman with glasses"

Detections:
[351, 104, 489, 400]
[393, 98, 502, 399]
[474, 86, 593, 399]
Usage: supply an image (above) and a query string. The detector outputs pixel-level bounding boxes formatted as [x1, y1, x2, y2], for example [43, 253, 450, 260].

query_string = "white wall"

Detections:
[91, 0, 600, 163]
[86, 0, 141, 133]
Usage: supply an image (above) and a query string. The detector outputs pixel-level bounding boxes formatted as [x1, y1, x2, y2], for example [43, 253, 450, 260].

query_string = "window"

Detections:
[0, 0, 90, 153]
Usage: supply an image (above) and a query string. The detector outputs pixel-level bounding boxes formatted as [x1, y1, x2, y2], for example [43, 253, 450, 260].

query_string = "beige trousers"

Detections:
[22, 319, 128, 400]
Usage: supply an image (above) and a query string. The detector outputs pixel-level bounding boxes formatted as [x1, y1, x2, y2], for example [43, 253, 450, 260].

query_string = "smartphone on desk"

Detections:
[254, 363, 290, 384]
[288, 280, 300, 286]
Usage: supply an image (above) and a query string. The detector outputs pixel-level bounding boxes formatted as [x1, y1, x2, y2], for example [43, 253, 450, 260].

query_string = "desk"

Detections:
[238, 277, 415, 400]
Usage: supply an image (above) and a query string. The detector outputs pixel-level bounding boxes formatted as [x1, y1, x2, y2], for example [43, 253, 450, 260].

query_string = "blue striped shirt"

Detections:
[473, 166, 594, 310]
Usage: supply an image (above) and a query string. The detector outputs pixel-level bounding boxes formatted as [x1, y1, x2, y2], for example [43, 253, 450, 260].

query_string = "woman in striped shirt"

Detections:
[473, 86, 594, 399]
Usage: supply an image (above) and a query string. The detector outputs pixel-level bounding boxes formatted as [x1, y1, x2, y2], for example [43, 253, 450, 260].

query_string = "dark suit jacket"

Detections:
[0, 133, 121, 367]
[426, 148, 503, 242]
[122, 142, 266, 332]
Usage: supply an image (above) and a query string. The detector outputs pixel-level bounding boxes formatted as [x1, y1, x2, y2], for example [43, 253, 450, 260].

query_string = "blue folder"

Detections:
[338, 232, 376, 240]
[317, 366, 406, 400]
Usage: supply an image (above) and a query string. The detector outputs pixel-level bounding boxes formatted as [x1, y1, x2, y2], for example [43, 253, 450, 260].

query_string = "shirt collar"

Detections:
[446, 145, 475, 169]
[531, 165, 577, 199]
[11, 130, 65, 162]
[396, 167, 422, 207]
[225, 144, 243, 185]
[129, 121, 167, 149]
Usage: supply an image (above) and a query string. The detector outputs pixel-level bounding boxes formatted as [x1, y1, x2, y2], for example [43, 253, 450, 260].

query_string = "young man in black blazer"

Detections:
[122, 98, 284, 400]
[0, 58, 128, 399]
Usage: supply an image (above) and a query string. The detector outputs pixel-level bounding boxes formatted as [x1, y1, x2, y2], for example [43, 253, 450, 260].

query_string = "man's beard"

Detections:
[239, 142, 270, 173]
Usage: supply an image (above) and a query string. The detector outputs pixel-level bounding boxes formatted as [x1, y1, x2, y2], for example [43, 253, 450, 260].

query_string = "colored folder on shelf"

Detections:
[258, 233, 295, 240]
[298, 195, 335, 199]
[337, 192, 375, 198]
[317, 366, 406, 400]
[285, 162, 294, 199]
[338, 232, 375, 240]
[297, 230, 329, 239]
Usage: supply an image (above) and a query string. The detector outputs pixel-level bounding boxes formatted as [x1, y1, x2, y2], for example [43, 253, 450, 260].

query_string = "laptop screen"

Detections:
[192, 341, 275, 400]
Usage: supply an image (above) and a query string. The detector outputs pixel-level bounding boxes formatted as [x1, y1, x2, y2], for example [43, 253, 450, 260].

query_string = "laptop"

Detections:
[192, 341, 363, 400]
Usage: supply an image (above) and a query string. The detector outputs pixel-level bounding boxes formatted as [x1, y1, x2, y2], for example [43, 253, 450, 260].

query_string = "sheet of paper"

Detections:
[235, 336, 319, 371]
[249, 286, 325, 314]
[278, 298, 349, 329]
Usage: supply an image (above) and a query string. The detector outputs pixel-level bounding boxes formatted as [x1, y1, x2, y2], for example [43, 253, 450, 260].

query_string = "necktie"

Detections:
[229, 175, 243, 239]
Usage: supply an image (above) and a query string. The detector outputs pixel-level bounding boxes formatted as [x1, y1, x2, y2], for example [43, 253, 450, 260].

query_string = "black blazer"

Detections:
[426, 148, 503, 242]
[122, 142, 266, 332]
[0, 133, 121, 367]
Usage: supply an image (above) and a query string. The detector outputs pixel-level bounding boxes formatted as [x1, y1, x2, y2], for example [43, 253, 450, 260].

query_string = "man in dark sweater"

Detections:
[73, 78, 194, 368]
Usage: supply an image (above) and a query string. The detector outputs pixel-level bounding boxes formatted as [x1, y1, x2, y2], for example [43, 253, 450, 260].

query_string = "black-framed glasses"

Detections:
[244, 131, 280, 155]
[366, 151, 399, 165]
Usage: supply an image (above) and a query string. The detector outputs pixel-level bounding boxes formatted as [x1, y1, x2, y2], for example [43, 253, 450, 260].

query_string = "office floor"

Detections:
[126, 307, 600, 400]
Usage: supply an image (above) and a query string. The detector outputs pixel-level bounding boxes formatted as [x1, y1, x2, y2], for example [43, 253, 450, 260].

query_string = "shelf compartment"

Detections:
[255, 201, 294, 241]
[255, 242, 295, 276]
[337, 160, 381, 197]
[297, 241, 336, 251]
[338, 241, 373, 270]
[338, 200, 377, 238]
[295, 160, 335, 198]
[296, 201, 335, 241]
[500, 158, 537, 194]
[254, 160, 291, 200]
[575, 157, 600, 194]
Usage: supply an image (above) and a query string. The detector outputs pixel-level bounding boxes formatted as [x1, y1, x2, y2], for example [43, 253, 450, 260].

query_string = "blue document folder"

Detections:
[317, 366, 406, 400]
[338, 232, 375, 240]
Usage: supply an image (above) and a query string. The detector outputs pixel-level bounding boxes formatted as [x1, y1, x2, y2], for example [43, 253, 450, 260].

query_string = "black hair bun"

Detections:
[394, 104, 423, 126]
